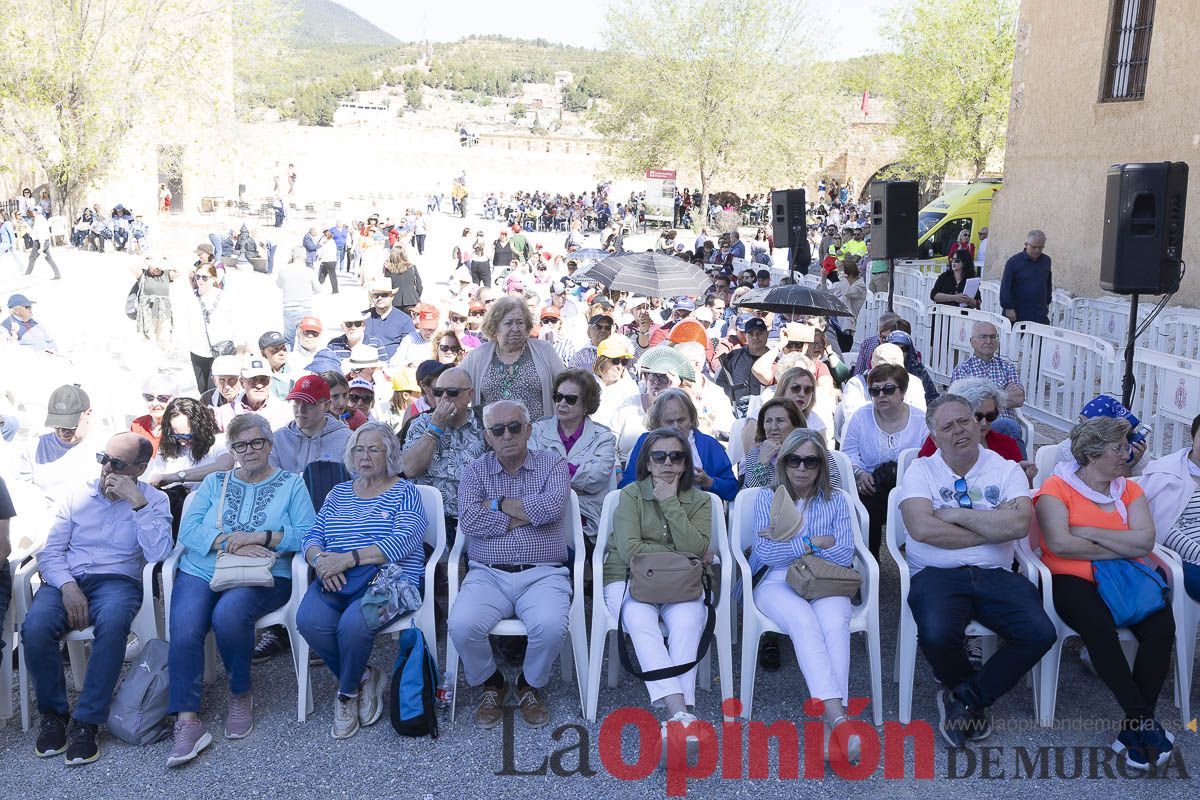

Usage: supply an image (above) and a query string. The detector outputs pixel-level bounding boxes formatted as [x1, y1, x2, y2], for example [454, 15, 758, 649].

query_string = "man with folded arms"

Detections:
[898, 395, 1054, 748]
[23, 432, 172, 765]
[449, 400, 571, 730]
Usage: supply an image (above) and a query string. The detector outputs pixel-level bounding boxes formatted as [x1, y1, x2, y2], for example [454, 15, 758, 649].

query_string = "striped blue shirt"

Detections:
[748, 488, 856, 572]
[302, 480, 427, 587]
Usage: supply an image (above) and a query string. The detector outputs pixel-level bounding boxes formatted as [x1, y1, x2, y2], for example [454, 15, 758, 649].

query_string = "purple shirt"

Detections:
[457, 449, 570, 565]
[558, 421, 584, 477]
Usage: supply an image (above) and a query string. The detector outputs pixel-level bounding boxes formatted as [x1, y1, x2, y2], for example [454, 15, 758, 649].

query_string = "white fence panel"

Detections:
[979, 280, 1001, 314]
[924, 306, 1013, 389]
[894, 259, 944, 274]
[1071, 295, 1152, 351]
[892, 296, 932, 360]
[1128, 349, 1200, 459]
[1050, 289, 1075, 330]
[1151, 308, 1200, 361]
[1011, 323, 1117, 437]
[892, 267, 932, 304]
[857, 293, 887, 347]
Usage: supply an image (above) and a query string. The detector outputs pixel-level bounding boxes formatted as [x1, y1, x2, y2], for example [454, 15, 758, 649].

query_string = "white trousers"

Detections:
[604, 581, 706, 706]
[754, 570, 851, 703]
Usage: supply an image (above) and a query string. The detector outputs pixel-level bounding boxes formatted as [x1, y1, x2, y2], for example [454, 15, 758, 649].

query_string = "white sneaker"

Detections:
[660, 711, 700, 769]
[332, 694, 360, 739]
[124, 635, 142, 663]
[357, 666, 386, 727]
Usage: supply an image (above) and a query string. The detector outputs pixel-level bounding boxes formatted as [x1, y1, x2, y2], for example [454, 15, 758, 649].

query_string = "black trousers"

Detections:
[1052, 573, 1175, 724]
[317, 261, 338, 294]
[191, 351, 215, 394]
[470, 261, 492, 287]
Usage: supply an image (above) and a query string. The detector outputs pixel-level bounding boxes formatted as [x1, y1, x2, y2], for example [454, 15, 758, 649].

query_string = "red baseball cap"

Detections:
[298, 316, 322, 333]
[415, 302, 439, 324]
[539, 306, 561, 320]
[469, 300, 487, 312]
[286, 374, 331, 404]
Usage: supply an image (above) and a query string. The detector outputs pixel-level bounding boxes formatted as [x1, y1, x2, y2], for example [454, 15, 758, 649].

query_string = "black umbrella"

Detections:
[733, 285, 851, 316]
[574, 251, 712, 298]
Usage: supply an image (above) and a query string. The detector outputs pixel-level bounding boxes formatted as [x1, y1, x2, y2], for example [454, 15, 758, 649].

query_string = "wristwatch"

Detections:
[176, 470, 187, 482]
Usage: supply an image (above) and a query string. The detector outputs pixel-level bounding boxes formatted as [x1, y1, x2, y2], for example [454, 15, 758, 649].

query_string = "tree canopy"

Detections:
[883, 0, 1017, 189]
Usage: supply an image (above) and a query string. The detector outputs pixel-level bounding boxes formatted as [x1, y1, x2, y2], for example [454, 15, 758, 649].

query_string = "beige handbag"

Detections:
[208, 470, 277, 592]
[765, 487, 861, 601]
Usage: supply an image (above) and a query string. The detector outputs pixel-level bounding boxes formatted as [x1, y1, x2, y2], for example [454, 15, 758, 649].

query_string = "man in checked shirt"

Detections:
[450, 400, 572, 731]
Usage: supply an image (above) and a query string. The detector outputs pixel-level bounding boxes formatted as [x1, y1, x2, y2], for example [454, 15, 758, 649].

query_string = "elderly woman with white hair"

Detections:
[296, 421, 428, 740]
[916, 376, 1023, 463]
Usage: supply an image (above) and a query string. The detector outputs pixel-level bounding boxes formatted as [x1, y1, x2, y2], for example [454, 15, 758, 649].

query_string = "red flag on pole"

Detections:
[861, 89, 870, 117]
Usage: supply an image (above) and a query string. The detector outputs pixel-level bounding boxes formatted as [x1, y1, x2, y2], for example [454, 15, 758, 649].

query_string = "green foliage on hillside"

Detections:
[295, 0, 398, 44]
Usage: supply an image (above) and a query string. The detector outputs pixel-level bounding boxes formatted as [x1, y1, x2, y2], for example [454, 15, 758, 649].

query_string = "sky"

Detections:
[333, 0, 901, 60]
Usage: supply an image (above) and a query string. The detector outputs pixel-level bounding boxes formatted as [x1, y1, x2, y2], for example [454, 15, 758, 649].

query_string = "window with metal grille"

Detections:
[1101, 0, 1156, 101]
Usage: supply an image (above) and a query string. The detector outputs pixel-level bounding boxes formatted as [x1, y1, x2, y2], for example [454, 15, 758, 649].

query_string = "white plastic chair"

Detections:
[1155, 547, 1196, 726]
[446, 491, 589, 721]
[1031, 440, 1064, 491]
[15, 550, 164, 732]
[1, 556, 19, 725]
[1015, 515, 1190, 727]
[585, 490, 734, 721]
[886, 448, 1034, 723]
[730, 487, 883, 724]
[294, 484, 446, 722]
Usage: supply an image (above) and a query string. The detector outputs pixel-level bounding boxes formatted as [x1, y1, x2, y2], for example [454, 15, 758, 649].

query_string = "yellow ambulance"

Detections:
[916, 179, 1002, 261]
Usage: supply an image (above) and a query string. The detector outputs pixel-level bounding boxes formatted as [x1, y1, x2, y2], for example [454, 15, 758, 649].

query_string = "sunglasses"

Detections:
[640, 372, 671, 386]
[348, 393, 374, 404]
[142, 393, 172, 403]
[649, 450, 686, 464]
[487, 421, 526, 437]
[343, 320, 364, 328]
[431, 387, 465, 398]
[195, 274, 212, 282]
[370, 292, 392, 299]
[974, 410, 1000, 423]
[229, 437, 270, 454]
[788, 384, 815, 396]
[449, 315, 467, 323]
[167, 433, 193, 442]
[553, 392, 579, 405]
[469, 310, 486, 316]
[301, 330, 321, 337]
[96, 452, 145, 471]
[540, 317, 560, 325]
[438, 344, 462, 353]
[611, 358, 632, 367]
[953, 477, 974, 509]
[868, 384, 899, 397]
[784, 454, 822, 470]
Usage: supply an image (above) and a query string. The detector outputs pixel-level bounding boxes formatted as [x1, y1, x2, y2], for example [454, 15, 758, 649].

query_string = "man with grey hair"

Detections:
[1000, 229, 1052, 324]
[449, 400, 572, 731]
[951, 321, 1027, 452]
[898, 394, 1054, 749]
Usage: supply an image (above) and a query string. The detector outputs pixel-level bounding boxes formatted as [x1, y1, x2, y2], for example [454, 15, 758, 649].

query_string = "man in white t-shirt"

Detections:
[897, 395, 1054, 749]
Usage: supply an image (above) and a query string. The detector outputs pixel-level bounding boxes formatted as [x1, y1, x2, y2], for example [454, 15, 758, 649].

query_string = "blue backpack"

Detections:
[389, 626, 439, 738]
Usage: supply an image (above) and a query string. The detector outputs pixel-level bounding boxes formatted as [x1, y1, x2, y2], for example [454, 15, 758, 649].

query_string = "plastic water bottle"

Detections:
[436, 671, 454, 720]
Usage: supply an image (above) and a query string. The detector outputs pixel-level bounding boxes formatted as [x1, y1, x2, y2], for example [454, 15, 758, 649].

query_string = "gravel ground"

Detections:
[2, 547, 1195, 799]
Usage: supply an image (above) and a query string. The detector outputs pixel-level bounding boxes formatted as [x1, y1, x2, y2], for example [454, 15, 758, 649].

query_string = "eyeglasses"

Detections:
[972, 333, 999, 341]
[974, 410, 1000, 423]
[649, 450, 686, 464]
[301, 330, 321, 337]
[195, 274, 212, 282]
[611, 358, 632, 367]
[953, 477, 974, 509]
[540, 318, 560, 325]
[449, 315, 467, 323]
[438, 344, 462, 354]
[96, 452, 145, 471]
[784, 454, 822, 470]
[788, 384, 815, 396]
[432, 387, 465, 398]
[229, 437, 269, 454]
[640, 372, 671, 387]
[167, 433, 193, 442]
[553, 392, 579, 405]
[469, 310, 486, 317]
[343, 320, 364, 328]
[347, 393, 373, 404]
[142, 393, 172, 403]
[370, 293, 392, 299]
[487, 421, 526, 437]
[244, 377, 270, 388]
[868, 384, 899, 397]
[351, 445, 387, 456]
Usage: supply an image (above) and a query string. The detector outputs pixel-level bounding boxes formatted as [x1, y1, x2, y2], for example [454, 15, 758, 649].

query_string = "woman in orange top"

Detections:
[1035, 417, 1174, 771]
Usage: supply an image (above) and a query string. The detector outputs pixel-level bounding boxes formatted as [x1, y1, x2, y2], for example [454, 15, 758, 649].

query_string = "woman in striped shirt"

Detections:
[749, 429, 860, 762]
[1143, 414, 1200, 601]
[296, 422, 428, 740]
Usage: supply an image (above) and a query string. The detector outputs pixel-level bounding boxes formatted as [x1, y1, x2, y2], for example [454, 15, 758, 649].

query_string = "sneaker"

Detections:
[252, 626, 289, 664]
[474, 681, 509, 730]
[1142, 719, 1175, 767]
[965, 637, 984, 668]
[166, 719, 212, 768]
[63, 721, 100, 766]
[1112, 728, 1151, 772]
[515, 683, 550, 728]
[661, 711, 700, 769]
[936, 689, 970, 749]
[124, 634, 143, 663]
[966, 704, 993, 742]
[225, 692, 254, 739]
[357, 666, 387, 727]
[758, 635, 781, 672]
[1079, 646, 1098, 677]
[332, 694, 360, 739]
[35, 712, 69, 757]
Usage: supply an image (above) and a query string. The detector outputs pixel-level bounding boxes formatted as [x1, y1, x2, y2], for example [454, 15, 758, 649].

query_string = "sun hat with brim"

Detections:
[286, 374, 331, 404]
[635, 346, 696, 383]
[870, 343, 905, 367]
[341, 344, 383, 373]
[392, 368, 419, 393]
[45, 384, 90, 428]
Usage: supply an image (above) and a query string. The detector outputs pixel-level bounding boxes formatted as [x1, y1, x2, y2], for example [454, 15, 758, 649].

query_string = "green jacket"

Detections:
[603, 478, 713, 586]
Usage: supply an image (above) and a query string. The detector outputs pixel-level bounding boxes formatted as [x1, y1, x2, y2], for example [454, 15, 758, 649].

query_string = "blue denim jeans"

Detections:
[908, 565, 1056, 709]
[282, 308, 308, 351]
[167, 571, 291, 713]
[22, 574, 142, 724]
[296, 582, 385, 696]
[1182, 560, 1200, 603]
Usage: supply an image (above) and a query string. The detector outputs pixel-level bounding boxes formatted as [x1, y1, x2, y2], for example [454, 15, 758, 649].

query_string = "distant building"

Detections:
[988, 0, 1200, 306]
[554, 71, 574, 89]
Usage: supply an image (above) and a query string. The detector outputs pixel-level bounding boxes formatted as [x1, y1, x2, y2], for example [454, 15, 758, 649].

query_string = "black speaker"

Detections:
[868, 181, 919, 260]
[771, 189, 805, 248]
[1100, 161, 1188, 295]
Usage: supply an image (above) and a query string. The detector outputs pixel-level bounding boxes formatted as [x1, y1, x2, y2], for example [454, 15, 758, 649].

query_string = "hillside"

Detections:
[296, 0, 399, 45]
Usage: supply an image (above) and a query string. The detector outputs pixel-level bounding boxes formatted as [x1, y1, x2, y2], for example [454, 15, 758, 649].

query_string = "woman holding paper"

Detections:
[930, 250, 981, 309]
